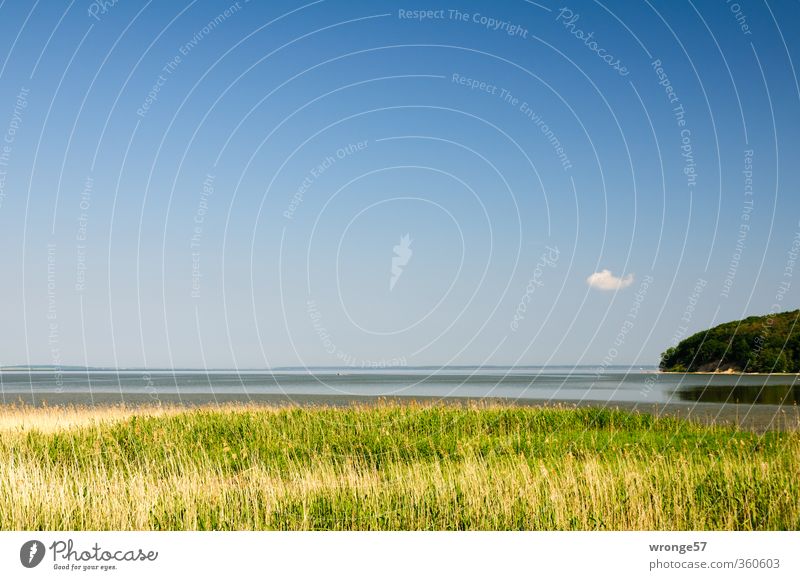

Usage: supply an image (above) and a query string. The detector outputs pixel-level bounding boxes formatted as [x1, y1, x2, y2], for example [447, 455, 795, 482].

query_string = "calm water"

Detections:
[1, 367, 798, 405]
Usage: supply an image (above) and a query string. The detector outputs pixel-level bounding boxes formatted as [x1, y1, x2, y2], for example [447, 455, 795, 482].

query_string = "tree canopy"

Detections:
[659, 309, 800, 372]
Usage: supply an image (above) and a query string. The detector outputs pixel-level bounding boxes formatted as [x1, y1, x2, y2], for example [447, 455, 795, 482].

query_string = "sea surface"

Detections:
[1, 366, 798, 406]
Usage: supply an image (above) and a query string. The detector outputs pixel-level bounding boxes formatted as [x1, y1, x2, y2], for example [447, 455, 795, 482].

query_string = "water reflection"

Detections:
[677, 383, 800, 405]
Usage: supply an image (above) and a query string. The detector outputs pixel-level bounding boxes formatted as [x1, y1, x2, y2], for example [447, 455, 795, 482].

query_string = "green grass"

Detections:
[1, 403, 798, 530]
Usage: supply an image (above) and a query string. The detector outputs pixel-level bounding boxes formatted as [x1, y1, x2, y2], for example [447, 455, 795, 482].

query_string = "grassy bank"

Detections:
[1, 403, 798, 530]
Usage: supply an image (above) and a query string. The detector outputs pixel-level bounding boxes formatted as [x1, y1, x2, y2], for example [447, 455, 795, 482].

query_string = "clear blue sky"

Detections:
[0, 0, 798, 368]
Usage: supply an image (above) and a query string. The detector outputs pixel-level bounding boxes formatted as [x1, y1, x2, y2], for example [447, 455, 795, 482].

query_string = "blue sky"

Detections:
[0, 0, 798, 368]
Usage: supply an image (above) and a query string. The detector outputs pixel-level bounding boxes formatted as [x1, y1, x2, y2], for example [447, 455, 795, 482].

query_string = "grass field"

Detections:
[0, 403, 798, 530]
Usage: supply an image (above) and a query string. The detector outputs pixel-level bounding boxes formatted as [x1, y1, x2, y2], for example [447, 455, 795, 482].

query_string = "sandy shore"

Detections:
[2, 392, 797, 432]
[659, 370, 800, 376]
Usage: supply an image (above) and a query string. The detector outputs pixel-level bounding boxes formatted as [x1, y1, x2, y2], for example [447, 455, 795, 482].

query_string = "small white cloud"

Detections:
[586, 269, 634, 291]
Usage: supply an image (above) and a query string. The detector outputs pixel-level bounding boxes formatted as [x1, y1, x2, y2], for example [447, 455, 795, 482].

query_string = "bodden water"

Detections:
[1, 367, 798, 406]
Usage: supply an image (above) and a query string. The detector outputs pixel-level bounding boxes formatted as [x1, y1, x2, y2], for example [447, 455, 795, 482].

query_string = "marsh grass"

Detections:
[0, 403, 798, 530]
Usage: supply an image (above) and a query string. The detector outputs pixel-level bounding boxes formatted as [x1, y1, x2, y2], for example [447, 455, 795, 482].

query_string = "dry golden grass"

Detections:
[0, 403, 798, 530]
[0, 403, 186, 433]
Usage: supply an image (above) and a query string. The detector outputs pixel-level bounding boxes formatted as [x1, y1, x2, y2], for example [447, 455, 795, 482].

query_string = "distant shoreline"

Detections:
[4, 367, 797, 376]
[658, 370, 800, 376]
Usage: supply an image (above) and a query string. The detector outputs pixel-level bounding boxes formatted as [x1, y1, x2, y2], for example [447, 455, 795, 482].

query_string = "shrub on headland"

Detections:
[660, 309, 800, 372]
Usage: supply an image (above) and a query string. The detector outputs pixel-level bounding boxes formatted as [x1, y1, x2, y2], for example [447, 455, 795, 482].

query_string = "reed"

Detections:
[0, 403, 797, 530]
